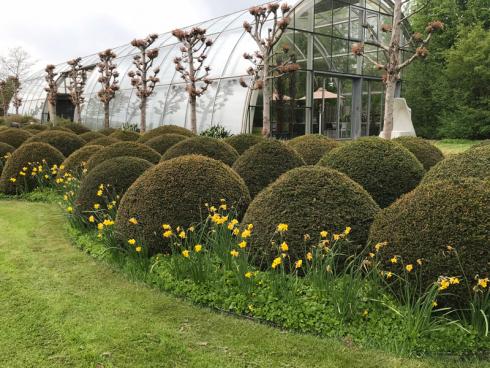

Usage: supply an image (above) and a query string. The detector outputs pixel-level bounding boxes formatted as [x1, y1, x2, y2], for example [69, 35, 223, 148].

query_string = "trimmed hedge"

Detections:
[58, 145, 104, 177]
[86, 141, 161, 171]
[25, 130, 86, 157]
[0, 142, 15, 174]
[98, 127, 117, 136]
[86, 136, 119, 147]
[0, 142, 65, 194]
[144, 134, 188, 155]
[0, 128, 33, 148]
[161, 136, 239, 167]
[393, 136, 444, 170]
[421, 145, 490, 185]
[224, 134, 265, 155]
[318, 137, 425, 208]
[232, 140, 305, 198]
[23, 124, 48, 133]
[472, 140, 490, 149]
[138, 125, 194, 143]
[368, 179, 490, 307]
[76, 156, 153, 215]
[242, 166, 380, 266]
[116, 155, 251, 255]
[64, 123, 91, 135]
[109, 130, 140, 141]
[49, 126, 75, 133]
[80, 131, 106, 143]
[287, 134, 341, 165]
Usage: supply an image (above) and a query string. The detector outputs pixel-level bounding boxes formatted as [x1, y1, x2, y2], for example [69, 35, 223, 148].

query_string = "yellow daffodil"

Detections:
[97, 223, 104, 231]
[271, 257, 282, 269]
[88, 215, 95, 223]
[219, 204, 227, 210]
[238, 241, 247, 249]
[295, 259, 303, 269]
[246, 224, 253, 230]
[19, 171, 26, 176]
[162, 224, 171, 230]
[405, 264, 413, 272]
[129, 217, 138, 225]
[369, 252, 375, 258]
[9, 177, 16, 182]
[280, 242, 288, 252]
[194, 244, 202, 252]
[306, 252, 313, 261]
[135, 246, 142, 253]
[188, 226, 195, 232]
[333, 234, 340, 241]
[233, 228, 240, 236]
[94, 203, 100, 210]
[478, 278, 488, 289]
[182, 250, 190, 258]
[432, 301, 438, 307]
[362, 309, 368, 317]
[178, 231, 186, 239]
[97, 190, 103, 197]
[244, 271, 253, 279]
[390, 256, 398, 264]
[344, 226, 351, 235]
[320, 230, 328, 238]
[66, 206, 73, 213]
[449, 277, 460, 285]
[241, 229, 251, 238]
[438, 278, 450, 290]
[385, 271, 393, 279]
[416, 259, 423, 266]
[128, 239, 136, 245]
[230, 250, 239, 258]
[276, 223, 288, 232]
[209, 206, 217, 212]
[163, 230, 173, 238]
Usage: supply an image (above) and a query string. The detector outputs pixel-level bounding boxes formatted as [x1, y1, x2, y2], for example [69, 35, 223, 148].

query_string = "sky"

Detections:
[0, 0, 260, 72]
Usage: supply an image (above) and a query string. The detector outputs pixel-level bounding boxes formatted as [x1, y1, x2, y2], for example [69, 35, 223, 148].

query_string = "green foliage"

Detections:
[86, 136, 119, 147]
[58, 145, 104, 178]
[0, 128, 33, 148]
[143, 133, 188, 155]
[138, 125, 194, 143]
[0, 142, 15, 174]
[200, 124, 231, 139]
[63, 123, 91, 135]
[472, 140, 490, 149]
[232, 139, 305, 198]
[161, 136, 239, 167]
[0, 114, 39, 126]
[318, 137, 425, 208]
[97, 127, 116, 136]
[393, 136, 445, 170]
[79, 131, 106, 142]
[22, 124, 48, 133]
[287, 134, 341, 165]
[109, 129, 140, 141]
[224, 134, 265, 155]
[115, 155, 251, 255]
[25, 130, 86, 157]
[48, 126, 73, 133]
[86, 142, 161, 171]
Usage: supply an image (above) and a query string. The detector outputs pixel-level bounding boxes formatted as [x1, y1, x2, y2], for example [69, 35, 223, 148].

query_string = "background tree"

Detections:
[0, 78, 16, 116]
[128, 33, 160, 133]
[172, 27, 213, 134]
[97, 49, 120, 129]
[44, 64, 58, 125]
[67, 57, 87, 123]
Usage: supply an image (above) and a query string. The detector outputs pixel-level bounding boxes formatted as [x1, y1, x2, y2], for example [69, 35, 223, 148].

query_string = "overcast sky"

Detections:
[0, 0, 260, 72]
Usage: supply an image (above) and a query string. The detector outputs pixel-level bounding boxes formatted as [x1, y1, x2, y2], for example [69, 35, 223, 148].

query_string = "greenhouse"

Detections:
[11, 0, 410, 139]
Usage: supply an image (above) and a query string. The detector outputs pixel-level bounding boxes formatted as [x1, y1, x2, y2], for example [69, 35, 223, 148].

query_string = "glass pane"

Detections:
[315, 0, 333, 35]
[332, 1, 349, 39]
[110, 88, 131, 127]
[146, 85, 169, 130]
[162, 84, 188, 127]
[211, 78, 246, 134]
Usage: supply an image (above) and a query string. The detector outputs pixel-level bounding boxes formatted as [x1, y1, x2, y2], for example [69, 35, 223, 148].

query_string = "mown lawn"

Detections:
[434, 139, 479, 156]
[0, 200, 488, 368]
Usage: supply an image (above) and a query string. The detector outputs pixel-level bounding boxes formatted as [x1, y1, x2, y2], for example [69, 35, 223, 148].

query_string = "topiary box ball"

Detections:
[232, 139, 305, 198]
[242, 166, 380, 268]
[287, 134, 341, 165]
[0, 128, 33, 148]
[115, 154, 251, 255]
[0, 142, 15, 175]
[24, 130, 86, 157]
[144, 133, 189, 155]
[224, 134, 265, 155]
[109, 130, 141, 141]
[138, 125, 194, 143]
[64, 123, 91, 135]
[393, 136, 444, 170]
[368, 178, 490, 308]
[80, 131, 106, 143]
[58, 145, 104, 178]
[97, 127, 117, 136]
[318, 137, 425, 208]
[86, 136, 119, 147]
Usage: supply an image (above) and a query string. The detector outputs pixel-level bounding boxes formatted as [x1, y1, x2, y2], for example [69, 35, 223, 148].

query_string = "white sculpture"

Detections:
[379, 98, 417, 139]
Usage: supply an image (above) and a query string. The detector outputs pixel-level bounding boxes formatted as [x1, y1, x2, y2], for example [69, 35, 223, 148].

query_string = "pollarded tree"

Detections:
[240, 3, 299, 137]
[352, 0, 444, 139]
[44, 64, 58, 125]
[97, 49, 120, 129]
[172, 28, 213, 134]
[67, 57, 87, 123]
[128, 33, 160, 133]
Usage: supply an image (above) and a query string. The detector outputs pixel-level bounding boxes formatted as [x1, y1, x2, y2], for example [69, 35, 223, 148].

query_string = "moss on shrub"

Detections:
[421, 145, 490, 185]
[144, 134, 188, 155]
[224, 134, 265, 155]
[86, 136, 119, 147]
[138, 125, 194, 143]
[58, 145, 104, 177]
[0, 128, 33, 148]
[97, 127, 117, 136]
[287, 134, 341, 165]
[25, 130, 86, 157]
[393, 136, 444, 170]
[109, 130, 140, 141]
[318, 137, 425, 208]
[368, 179, 490, 307]
[64, 123, 91, 134]
[161, 136, 239, 166]
[76, 156, 154, 215]
[23, 124, 48, 133]
[0, 142, 64, 194]
[80, 131, 106, 143]
[242, 166, 379, 266]
[86, 141, 161, 171]
[115, 155, 251, 255]
[232, 140, 305, 198]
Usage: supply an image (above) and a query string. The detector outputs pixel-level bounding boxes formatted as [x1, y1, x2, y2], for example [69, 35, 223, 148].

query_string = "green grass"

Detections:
[0, 200, 488, 368]
[434, 139, 480, 156]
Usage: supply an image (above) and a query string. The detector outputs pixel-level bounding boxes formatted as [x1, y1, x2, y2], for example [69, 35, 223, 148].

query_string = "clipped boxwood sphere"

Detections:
[86, 141, 161, 171]
[318, 137, 425, 208]
[49, 126, 74, 133]
[369, 179, 490, 306]
[0, 142, 15, 174]
[25, 130, 86, 157]
[161, 136, 239, 166]
[471, 140, 490, 149]
[287, 134, 341, 165]
[58, 145, 104, 177]
[242, 166, 380, 266]
[144, 133, 188, 155]
[76, 156, 154, 215]
[232, 139, 305, 198]
[97, 127, 116, 136]
[138, 125, 194, 143]
[86, 136, 119, 147]
[224, 134, 265, 155]
[0, 142, 65, 194]
[80, 131, 106, 142]
[64, 123, 91, 134]
[23, 124, 48, 133]
[116, 155, 251, 255]
[421, 145, 490, 185]
[109, 130, 140, 141]
[0, 128, 33, 148]
[393, 136, 444, 170]
[0, 126, 9, 132]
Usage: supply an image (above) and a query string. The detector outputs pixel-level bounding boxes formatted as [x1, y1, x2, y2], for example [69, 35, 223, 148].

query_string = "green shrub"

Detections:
[22, 124, 48, 133]
[161, 136, 239, 167]
[368, 179, 490, 307]
[86, 142, 161, 171]
[421, 145, 490, 185]
[242, 166, 379, 266]
[115, 155, 251, 255]
[200, 125, 231, 138]
[25, 130, 86, 157]
[318, 137, 425, 208]
[86, 136, 119, 147]
[97, 127, 117, 136]
[287, 134, 341, 165]
[48, 126, 74, 133]
[0, 142, 15, 174]
[471, 140, 490, 149]
[0, 128, 34, 148]
[58, 145, 104, 177]
[76, 156, 153, 215]
[224, 134, 265, 155]
[80, 131, 106, 143]
[232, 140, 305, 198]
[393, 136, 444, 170]
[144, 134, 188, 155]
[109, 130, 140, 141]
[1, 115, 39, 125]
[138, 125, 194, 143]
[0, 142, 64, 194]
[0, 126, 9, 132]
[63, 123, 91, 135]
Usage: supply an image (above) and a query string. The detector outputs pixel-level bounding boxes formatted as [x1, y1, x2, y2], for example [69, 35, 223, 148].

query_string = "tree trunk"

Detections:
[190, 94, 197, 134]
[74, 103, 82, 123]
[104, 102, 110, 129]
[383, 78, 396, 139]
[140, 97, 147, 133]
[48, 102, 57, 125]
[262, 61, 271, 137]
